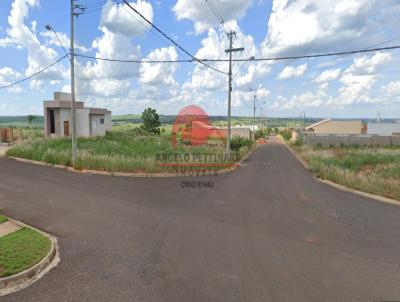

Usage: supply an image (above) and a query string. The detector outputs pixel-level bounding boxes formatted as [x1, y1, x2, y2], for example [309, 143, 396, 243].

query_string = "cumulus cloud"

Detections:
[345, 52, 392, 74]
[76, 0, 153, 97]
[139, 46, 179, 86]
[383, 81, 400, 97]
[100, 0, 153, 36]
[261, 0, 400, 57]
[0, 0, 68, 89]
[278, 63, 307, 80]
[313, 68, 341, 84]
[173, 0, 252, 34]
[40, 30, 90, 54]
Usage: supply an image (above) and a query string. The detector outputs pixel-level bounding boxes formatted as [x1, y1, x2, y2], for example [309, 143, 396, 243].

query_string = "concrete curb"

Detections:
[280, 137, 400, 207]
[7, 144, 260, 178]
[0, 218, 60, 296]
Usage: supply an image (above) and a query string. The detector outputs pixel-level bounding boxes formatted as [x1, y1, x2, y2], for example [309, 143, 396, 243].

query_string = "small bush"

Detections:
[280, 129, 292, 141]
[230, 137, 253, 151]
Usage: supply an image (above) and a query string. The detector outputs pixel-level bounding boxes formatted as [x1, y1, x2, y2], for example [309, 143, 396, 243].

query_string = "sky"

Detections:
[1, 0, 400, 118]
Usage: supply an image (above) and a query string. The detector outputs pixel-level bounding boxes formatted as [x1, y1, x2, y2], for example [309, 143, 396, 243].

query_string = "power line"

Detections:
[205, 0, 228, 36]
[0, 55, 68, 90]
[122, 0, 227, 75]
[75, 53, 190, 63]
[205, 45, 400, 62]
[76, 45, 400, 64]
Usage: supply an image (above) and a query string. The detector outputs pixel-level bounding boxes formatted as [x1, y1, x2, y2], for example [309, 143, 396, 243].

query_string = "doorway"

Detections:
[64, 121, 70, 136]
[49, 109, 55, 134]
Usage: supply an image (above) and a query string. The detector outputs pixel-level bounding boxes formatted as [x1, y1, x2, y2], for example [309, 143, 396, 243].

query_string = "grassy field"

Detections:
[294, 145, 400, 200]
[0, 227, 51, 277]
[6, 125, 251, 173]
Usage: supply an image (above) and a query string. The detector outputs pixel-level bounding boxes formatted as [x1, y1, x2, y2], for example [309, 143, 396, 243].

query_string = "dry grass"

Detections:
[294, 145, 400, 200]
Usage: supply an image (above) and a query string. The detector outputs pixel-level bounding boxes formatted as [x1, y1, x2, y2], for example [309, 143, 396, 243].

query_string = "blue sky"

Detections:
[1, 0, 400, 118]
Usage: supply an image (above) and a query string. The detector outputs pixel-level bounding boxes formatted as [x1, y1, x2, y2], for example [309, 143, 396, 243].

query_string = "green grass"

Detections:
[6, 125, 249, 173]
[0, 228, 51, 277]
[295, 146, 400, 200]
[0, 215, 8, 224]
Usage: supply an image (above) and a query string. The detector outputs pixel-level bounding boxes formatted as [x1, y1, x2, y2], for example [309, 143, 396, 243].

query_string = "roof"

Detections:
[89, 108, 108, 115]
[43, 100, 84, 109]
[305, 119, 331, 131]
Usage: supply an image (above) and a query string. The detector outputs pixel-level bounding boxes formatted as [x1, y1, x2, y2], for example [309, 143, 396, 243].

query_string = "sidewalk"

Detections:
[0, 146, 9, 157]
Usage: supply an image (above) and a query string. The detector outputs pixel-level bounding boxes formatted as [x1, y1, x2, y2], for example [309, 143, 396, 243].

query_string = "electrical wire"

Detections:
[0, 55, 68, 90]
[122, 0, 227, 75]
[75, 45, 400, 64]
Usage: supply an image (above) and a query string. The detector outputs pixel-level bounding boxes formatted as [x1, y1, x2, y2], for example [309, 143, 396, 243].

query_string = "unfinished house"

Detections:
[44, 92, 112, 138]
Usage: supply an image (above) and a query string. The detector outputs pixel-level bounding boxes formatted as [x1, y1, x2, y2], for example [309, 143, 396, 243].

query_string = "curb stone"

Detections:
[7, 143, 260, 178]
[0, 218, 60, 296]
[280, 137, 400, 207]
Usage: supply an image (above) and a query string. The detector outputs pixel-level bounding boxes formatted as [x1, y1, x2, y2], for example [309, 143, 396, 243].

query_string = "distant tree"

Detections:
[27, 115, 37, 128]
[141, 108, 161, 135]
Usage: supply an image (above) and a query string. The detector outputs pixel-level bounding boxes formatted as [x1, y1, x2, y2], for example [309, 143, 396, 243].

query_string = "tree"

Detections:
[141, 108, 161, 134]
[27, 115, 37, 128]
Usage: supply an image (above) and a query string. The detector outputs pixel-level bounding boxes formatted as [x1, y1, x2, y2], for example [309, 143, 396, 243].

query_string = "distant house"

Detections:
[305, 119, 362, 135]
[43, 92, 112, 138]
[367, 121, 400, 136]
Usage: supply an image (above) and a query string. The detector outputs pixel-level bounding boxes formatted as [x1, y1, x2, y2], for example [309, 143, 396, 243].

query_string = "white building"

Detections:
[43, 92, 112, 138]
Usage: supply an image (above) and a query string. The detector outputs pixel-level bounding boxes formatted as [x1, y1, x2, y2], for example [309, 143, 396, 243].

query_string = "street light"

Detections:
[45, 25, 69, 58]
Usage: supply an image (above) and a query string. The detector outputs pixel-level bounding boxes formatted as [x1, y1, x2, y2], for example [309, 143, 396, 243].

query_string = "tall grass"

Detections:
[7, 125, 246, 173]
[298, 146, 400, 200]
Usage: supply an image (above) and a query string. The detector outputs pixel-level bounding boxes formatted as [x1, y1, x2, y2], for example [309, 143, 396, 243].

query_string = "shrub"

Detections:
[280, 129, 292, 141]
[230, 136, 253, 151]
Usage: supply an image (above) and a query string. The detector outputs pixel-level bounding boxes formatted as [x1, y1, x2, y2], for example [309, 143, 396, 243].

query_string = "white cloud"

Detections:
[40, 31, 91, 54]
[100, 0, 153, 36]
[313, 68, 341, 84]
[173, 0, 252, 34]
[76, 0, 153, 97]
[0, 0, 68, 89]
[383, 81, 400, 97]
[278, 63, 307, 80]
[261, 0, 400, 57]
[139, 47, 179, 86]
[345, 52, 392, 74]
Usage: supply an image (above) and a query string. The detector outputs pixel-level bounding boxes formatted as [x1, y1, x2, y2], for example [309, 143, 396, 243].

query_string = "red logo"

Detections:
[171, 105, 226, 149]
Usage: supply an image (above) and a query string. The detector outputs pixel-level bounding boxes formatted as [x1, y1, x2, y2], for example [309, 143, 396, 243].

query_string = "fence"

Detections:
[302, 133, 400, 147]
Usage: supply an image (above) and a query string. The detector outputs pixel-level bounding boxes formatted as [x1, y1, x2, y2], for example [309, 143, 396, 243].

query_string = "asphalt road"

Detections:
[1, 137, 400, 302]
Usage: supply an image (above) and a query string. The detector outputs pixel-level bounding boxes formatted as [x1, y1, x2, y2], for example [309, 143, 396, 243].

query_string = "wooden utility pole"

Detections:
[225, 31, 244, 154]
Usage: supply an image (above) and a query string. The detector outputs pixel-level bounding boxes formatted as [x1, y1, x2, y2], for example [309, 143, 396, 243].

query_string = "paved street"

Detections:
[0, 137, 400, 301]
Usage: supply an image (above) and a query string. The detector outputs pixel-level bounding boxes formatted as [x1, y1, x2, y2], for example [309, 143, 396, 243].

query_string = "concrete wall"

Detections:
[310, 121, 362, 134]
[89, 114, 106, 137]
[105, 111, 112, 132]
[303, 133, 400, 147]
[76, 108, 90, 137]
[231, 128, 251, 139]
[367, 123, 400, 136]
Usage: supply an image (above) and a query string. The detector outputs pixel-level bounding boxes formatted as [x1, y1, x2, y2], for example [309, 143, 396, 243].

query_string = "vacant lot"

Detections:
[294, 145, 400, 200]
[7, 125, 251, 173]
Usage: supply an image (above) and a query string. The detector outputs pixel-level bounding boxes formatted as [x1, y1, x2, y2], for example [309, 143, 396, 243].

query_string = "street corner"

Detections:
[0, 214, 60, 297]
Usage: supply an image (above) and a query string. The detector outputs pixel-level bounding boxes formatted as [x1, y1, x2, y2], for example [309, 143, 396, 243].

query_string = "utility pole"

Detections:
[225, 31, 244, 154]
[70, 0, 85, 167]
[70, 0, 77, 166]
[253, 93, 256, 138]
